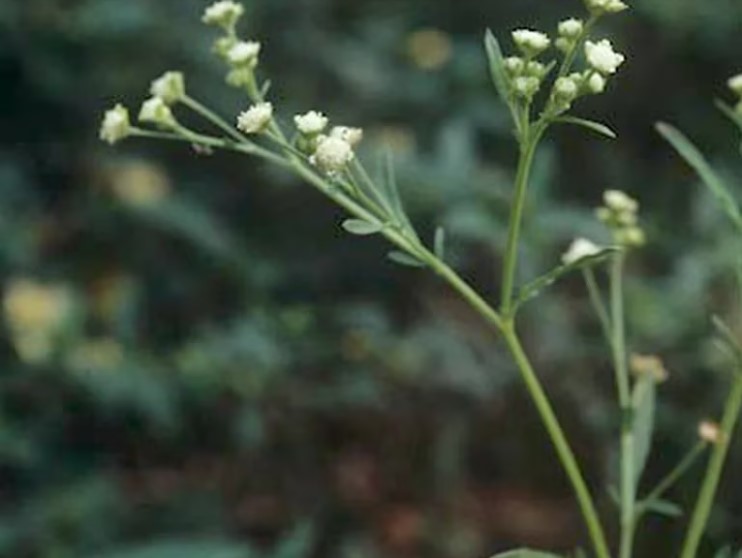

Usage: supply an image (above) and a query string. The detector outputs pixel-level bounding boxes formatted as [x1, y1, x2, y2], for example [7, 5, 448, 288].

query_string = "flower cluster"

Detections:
[596, 189, 646, 247]
[291, 110, 363, 175]
[728, 73, 742, 114]
[501, 3, 627, 115]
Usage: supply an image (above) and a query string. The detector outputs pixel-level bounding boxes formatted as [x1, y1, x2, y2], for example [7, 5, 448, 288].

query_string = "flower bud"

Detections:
[587, 72, 607, 94]
[100, 104, 132, 145]
[202, 1, 244, 29]
[331, 126, 364, 147]
[554, 76, 579, 102]
[558, 18, 584, 40]
[698, 421, 723, 445]
[561, 238, 602, 265]
[237, 102, 273, 134]
[311, 136, 355, 175]
[504, 56, 525, 76]
[585, 40, 625, 75]
[511, 29, 551, 57]
[525, 60, 547, 78]
[295, 111, 329, 135]
[138, 97, 177, 129]
[513, 76, 541, 99]
[227, 41, 261, 68]
[150, 71, 186, 105]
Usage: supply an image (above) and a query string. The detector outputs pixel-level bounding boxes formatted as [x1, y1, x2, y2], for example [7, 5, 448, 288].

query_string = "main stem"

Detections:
[611, 254, 636, 558]
[680, 372, 742, 558]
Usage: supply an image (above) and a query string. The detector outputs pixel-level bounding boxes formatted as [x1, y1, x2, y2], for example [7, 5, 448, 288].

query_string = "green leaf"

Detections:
[341, 218, 383, 236]
[643, 499, 683, 518]
[434, 226, 446, 260]
[514, 248, 617, 309]
[491, 550, 562, 558]
[656, 122, 742, 231]
[712, 315, 742, 366]
[632, 373, 657, 487]
[484, 30, 510, 108]
[387, 251, 426, 268]
[555, 116, 617, 139]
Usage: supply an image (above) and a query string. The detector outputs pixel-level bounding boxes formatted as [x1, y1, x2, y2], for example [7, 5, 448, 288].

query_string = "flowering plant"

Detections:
[99, 1, 741, 556]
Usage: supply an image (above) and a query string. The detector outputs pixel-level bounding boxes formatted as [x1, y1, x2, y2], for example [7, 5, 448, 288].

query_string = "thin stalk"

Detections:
[499, 127, 543, 316]
[638, 441, 707, 513]
[610, 252, 636, 558]
[680, 372, 742, 558]
[583, 268, 612, 345]
[182, 95, 248, 144]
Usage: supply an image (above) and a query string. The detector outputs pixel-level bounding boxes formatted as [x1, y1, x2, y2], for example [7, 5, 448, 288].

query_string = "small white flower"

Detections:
[330, 126, 364, 147]
[698, 421, 722, 444]
[100, 104, 131, 145]
[202, 1, 244, 28]
[311, 136, 354, 175]
[585, 39, 625, 75]
[558, 18, 584, 39]
[727, 73, 742, 96]
[512, 29, 551, 56]
[294, 111, 329, 135]
[227, 41, 261, 68]
[554, 76, 579, 101]
[605, 0, 629, 13]
[503, 56, 525, 75]
[587, 72, 607, 94]
[150, 71, 185, 105]
[562, 238, 603, 265]
[236, 102, 273, 134]
[604, 189, 638, 213]
[138, 97, 176, 128]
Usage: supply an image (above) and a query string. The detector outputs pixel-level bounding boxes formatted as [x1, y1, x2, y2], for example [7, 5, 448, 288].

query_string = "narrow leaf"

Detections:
[514, 248, 617, 309]
[484, 30, 510, 107]
[643, 498, 683, 518]
[555, 116, 617, 139]
[491, 550, 562, 558]
[632, 374, 657, 487]
[656, 122, 742, 231]
[341, 219, 383, 236]
[434, 226, 446, 260]
[387, 251, 426, 268]
[712, 315, 742, 365]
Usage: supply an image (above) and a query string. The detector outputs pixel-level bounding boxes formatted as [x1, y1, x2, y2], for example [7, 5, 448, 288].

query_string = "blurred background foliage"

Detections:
[1, 0, 741, 557]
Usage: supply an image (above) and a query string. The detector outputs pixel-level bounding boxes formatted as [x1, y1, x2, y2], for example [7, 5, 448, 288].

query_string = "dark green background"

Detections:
[1, 0, 741, 557]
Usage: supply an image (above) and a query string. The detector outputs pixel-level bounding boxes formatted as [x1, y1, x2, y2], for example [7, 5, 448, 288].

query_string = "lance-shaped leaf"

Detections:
[555, 116, 617, 140]
[341, 219, 383, 236]
[514, 248, 618, 309]
[388, 251, 426, 268]
[642, 498, 683, 519]
[656, 122, 742, 231]
[632, 373, 658, 487]
[484, 30, 519, 133]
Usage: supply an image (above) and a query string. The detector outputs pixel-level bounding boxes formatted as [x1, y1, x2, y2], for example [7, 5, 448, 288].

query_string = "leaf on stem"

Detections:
[656, 122, 742, 231]
[642, 498, 683, 518]
[554, 117, 617, 139]
[514, 248, 618, 309]
[712, 315, 742, 367]
[632, 373, 658, 487]
[484, 30, 510, 109]
[341, 218, 384, 236]
[387, 251, 426, 268]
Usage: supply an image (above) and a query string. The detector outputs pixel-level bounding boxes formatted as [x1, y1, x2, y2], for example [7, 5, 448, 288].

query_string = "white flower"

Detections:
[604, 189, 638, 213]
[294, 111, 329, 135]
[138, 97, 176, 128]
[512, 29, 551, 56]
[311, 136, 354, 175]
[99, 104, 131, 145]
[150, 71, 185, 105]
[728, 73, 742, 96]
[330, 126, 364, 147]
[202, 1, 244, 28]
[558, 18, 584, 39]
[554, 76, 579, 101]
[698, 421, 722, 444]
[237, 102, 273, 134]
[587, 72, 607, 94]
[585, 40, 625, 75]
[227, 41, 261, 68]
[561, 238, 603, 265]
[585, 0, 629, 14]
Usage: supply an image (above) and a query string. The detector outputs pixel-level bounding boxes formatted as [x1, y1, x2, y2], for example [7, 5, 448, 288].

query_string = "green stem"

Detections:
[583, 268, 612, 345]
[680, 372, 742, 558]
[182, 95, 248, 144]
[500, 128, 543, 316]
[610, 253, 635, 558]
[639, 441, 707, 512]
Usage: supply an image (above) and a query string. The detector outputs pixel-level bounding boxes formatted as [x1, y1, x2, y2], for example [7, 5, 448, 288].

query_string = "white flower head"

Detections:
[100, 104, 131, 145]
[202, 1, 244, 28]
[562, 238, 603, 265]
[227, 41, 261, 68]
[311, 136, 354, 175]
[237, 102, 273, 134]
[512, 29, 551, 56]
[331, 126, 364, 147]
[294, 111, 329, 135]
[558, 18, 584, 40]
[604, 189, 638, 213]
[727, 73, 742, 96]
[585, 39, 625, 75]
[150, 71, 186, 105]
[587, 72, 607, 94]
[585, 0, 629, 14]
[554, 76, 579, 101]
[138, 97, 177, 128]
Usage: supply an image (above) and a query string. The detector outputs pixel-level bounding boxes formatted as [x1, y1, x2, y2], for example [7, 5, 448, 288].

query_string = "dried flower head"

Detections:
[698, 421, 723, 445]
[630, 354, 669, 383]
